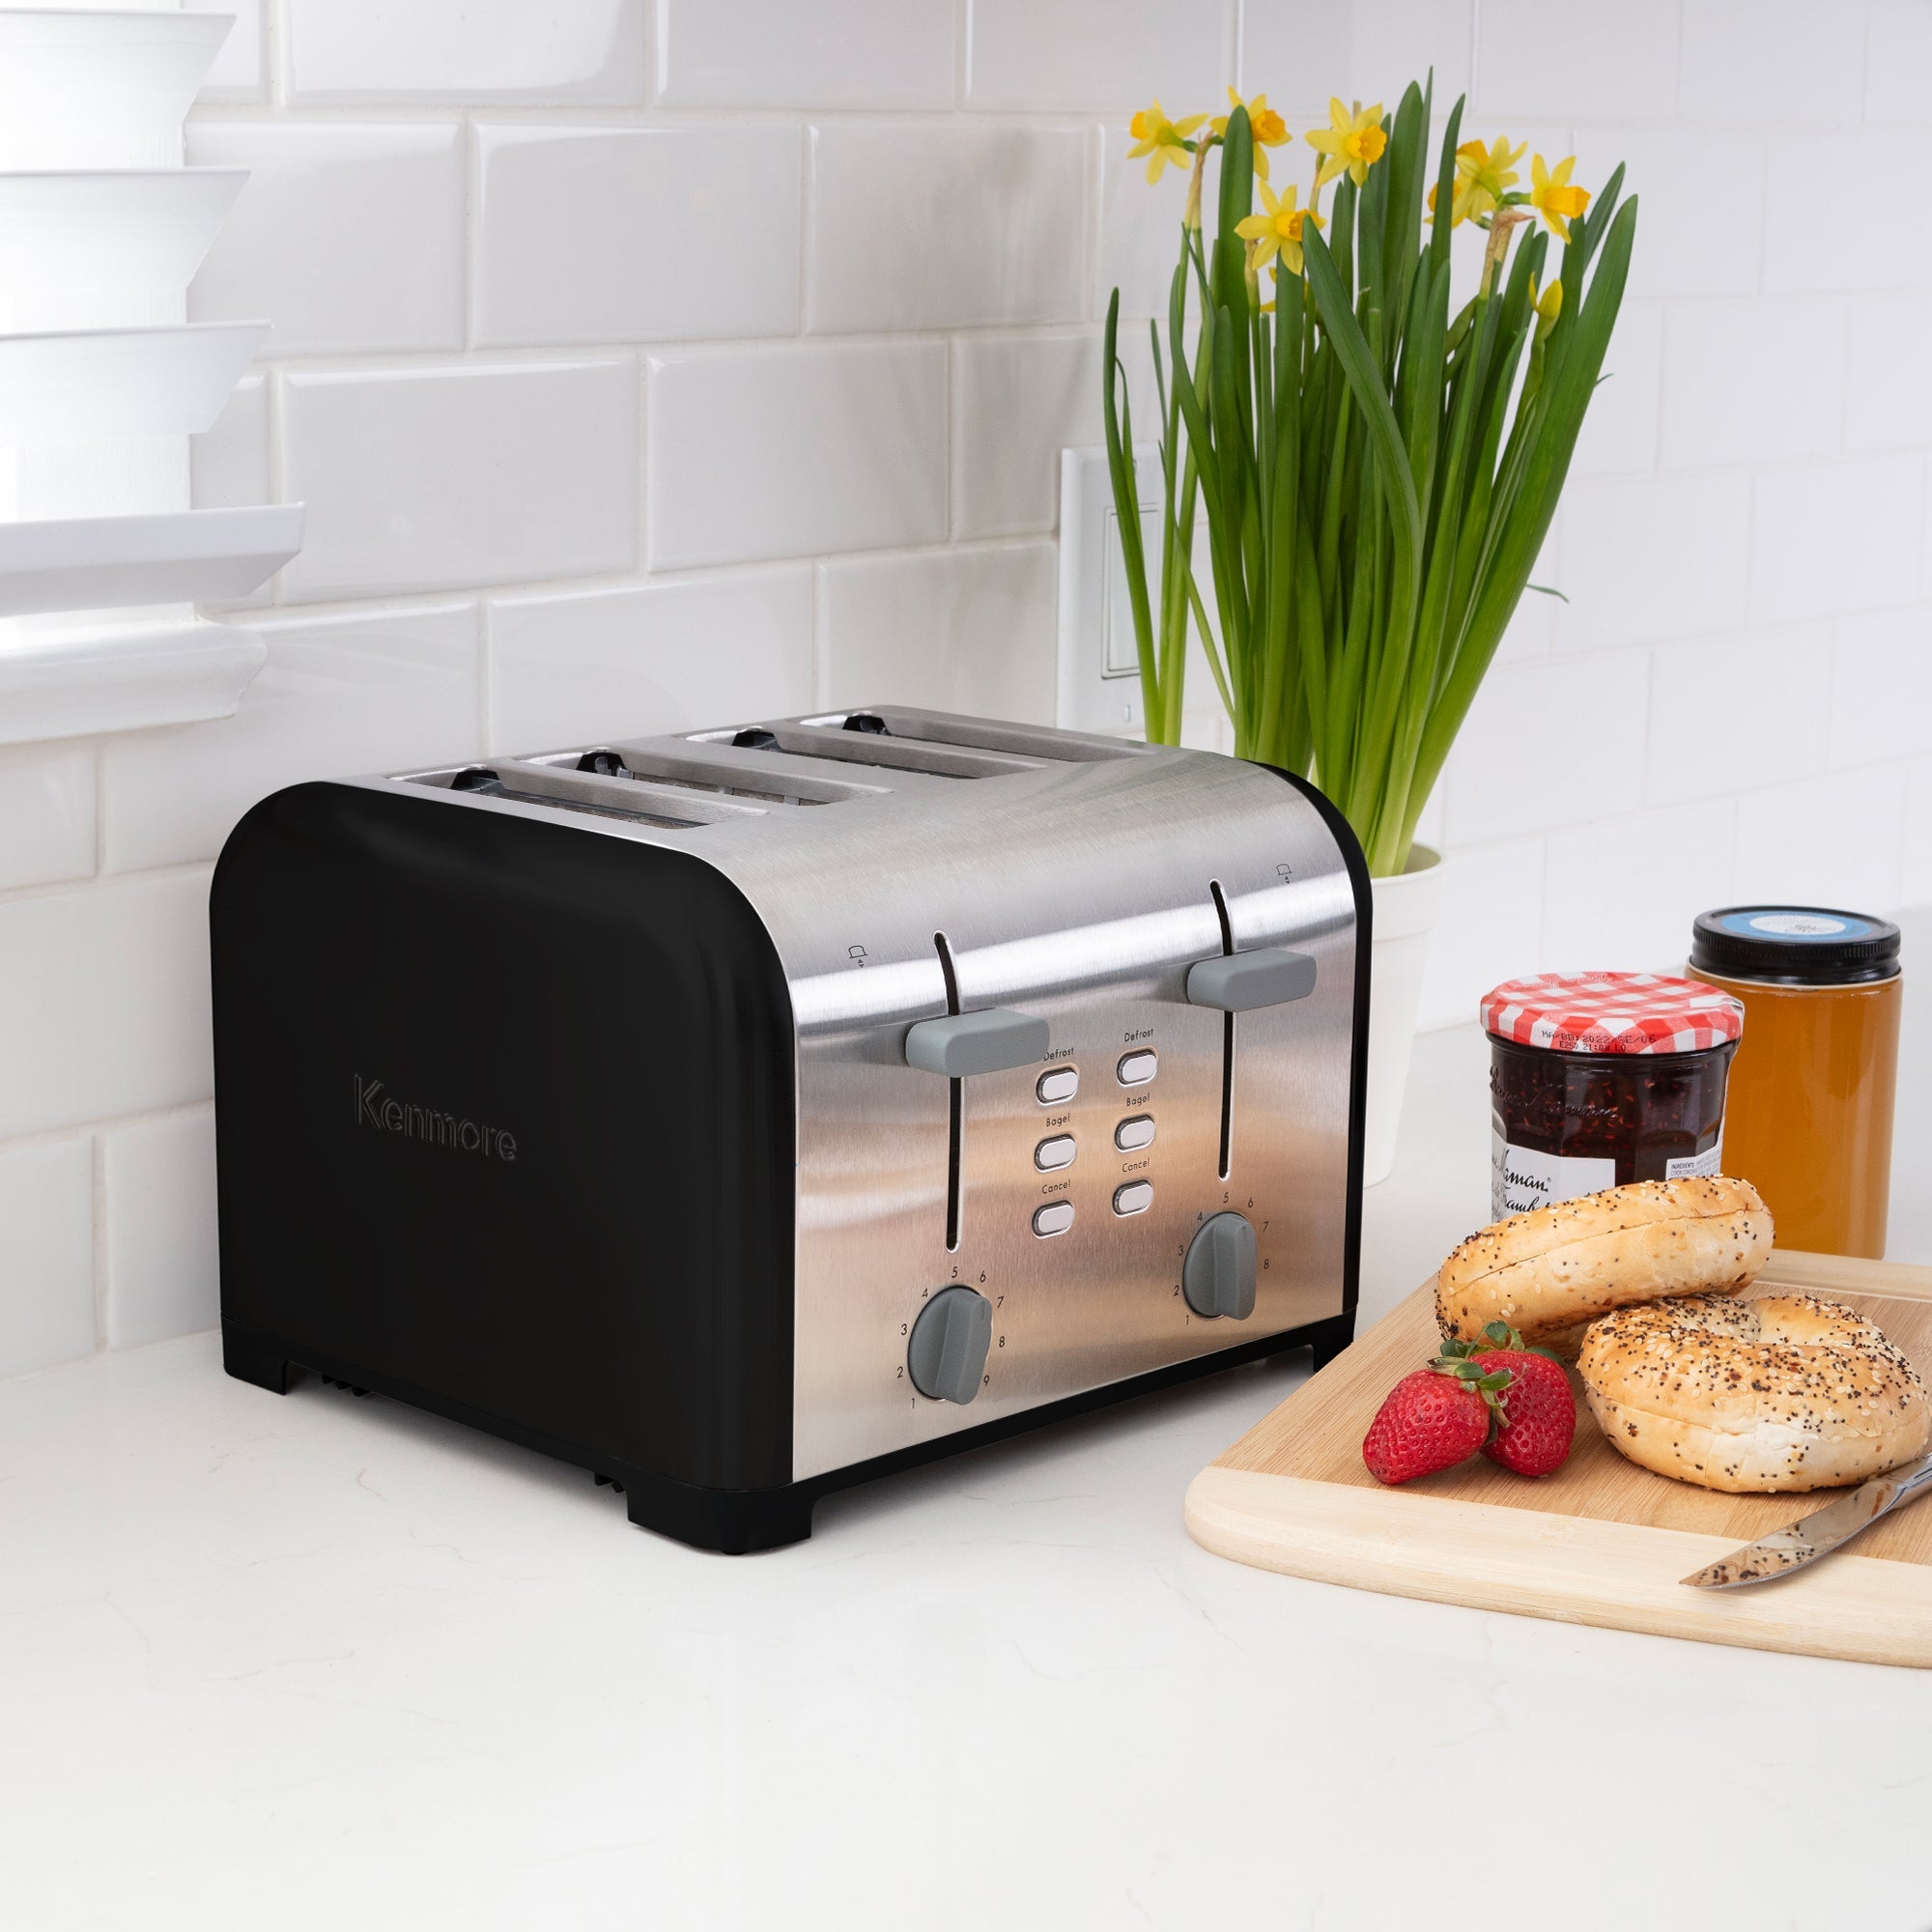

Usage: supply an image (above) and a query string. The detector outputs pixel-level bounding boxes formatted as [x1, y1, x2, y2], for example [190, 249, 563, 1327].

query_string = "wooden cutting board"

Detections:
[1184, 1250, 1932, 1667]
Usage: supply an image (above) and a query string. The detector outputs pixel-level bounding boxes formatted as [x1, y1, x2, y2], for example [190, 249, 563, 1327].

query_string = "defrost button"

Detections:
[1036, 1066, 1078, 1105]
[1033, 1201, 1075, 1237]
[1117, 1049, 1158, 1087]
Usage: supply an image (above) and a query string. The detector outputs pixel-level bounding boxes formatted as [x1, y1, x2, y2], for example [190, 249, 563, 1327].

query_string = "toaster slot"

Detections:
[412, 762, 762, 830]
[525, 744, 885, 809]
[1209, 880, 1236, 1179]
[934, 929, 964, 1252]
[801, 708, 1148, 765]
[684, 719, 1046, 781]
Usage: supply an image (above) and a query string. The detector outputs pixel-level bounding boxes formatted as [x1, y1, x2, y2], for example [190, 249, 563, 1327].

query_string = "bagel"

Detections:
[1436, 1176, 1773, 1351]
[1578, 1292, 1931, 1492]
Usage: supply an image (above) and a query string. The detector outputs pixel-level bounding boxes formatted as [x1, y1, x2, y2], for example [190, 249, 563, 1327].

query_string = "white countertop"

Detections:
[8, 924, 1932, 1931]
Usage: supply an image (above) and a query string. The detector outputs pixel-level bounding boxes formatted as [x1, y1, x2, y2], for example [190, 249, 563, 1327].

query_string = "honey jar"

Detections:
[1687, 906, 1902, 1259]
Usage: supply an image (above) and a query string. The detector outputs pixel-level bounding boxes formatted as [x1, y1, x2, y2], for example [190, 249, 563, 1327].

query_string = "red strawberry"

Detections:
[1450, 1321, 1577, 1478]
[1361, 1362, 1501, 1485]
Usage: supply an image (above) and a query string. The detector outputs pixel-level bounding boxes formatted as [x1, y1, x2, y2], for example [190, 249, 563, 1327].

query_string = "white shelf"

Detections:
[0, 168, 247, 291]
[0, 321, 267, 443]
[0, 11, 232, 169]
[0, 503, 302, 616]
[0, 612, 264, 745]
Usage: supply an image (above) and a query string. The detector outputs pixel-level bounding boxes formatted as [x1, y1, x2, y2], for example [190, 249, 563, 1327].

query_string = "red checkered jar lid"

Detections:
[1480, 972, 1745, 1055]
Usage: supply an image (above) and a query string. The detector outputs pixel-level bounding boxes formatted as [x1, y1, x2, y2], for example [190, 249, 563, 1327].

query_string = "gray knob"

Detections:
[1186, 948, 1317, 1011]
[1183, 1212, 1258, 1320]
[904, 1008, 1049, 1076]
[906, 1288, 994, 1403]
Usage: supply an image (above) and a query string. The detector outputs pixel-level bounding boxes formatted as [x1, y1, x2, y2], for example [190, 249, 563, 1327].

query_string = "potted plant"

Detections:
[1104, 81, 1634, 1181]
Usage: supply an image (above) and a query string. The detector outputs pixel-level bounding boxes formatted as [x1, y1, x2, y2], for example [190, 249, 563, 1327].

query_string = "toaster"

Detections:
[213, 707, 1369, 1551]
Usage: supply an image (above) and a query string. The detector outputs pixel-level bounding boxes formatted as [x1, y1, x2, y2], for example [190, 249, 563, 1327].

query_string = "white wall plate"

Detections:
[1056, 443, 1157, 737]
[0, 322, 268, 443]
[0, 169, 248, 291]
[0, 503, 303, 616]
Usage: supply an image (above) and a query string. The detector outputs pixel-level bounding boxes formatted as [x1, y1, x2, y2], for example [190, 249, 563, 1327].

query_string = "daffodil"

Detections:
[1305, 99, 1387, 188]
[1127, 99, 1208, 185]
[1529, 153, 1590, 244]
[1235, 178, 1322, 276]
[1211, 87, 1291, 180]
[1442, 135, 1526, 227]
[1531, 273, 1563, 342]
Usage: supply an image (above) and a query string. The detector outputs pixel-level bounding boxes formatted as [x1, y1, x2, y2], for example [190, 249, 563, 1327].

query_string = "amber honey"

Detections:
[1688, 906, 1902, 1260]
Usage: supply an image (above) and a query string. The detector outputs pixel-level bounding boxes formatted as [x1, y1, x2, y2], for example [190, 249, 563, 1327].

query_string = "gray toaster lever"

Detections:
[904, 1008, 1049, 1076]
[1185, 947, 1317, 1012]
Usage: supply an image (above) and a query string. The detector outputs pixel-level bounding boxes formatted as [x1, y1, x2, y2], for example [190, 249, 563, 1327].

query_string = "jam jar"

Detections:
[1481, 973, 1745, 1220]
[1686, 905, 1901, 1258]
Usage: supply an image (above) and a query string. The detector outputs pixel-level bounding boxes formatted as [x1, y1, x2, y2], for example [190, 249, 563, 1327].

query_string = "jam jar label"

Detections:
[1664, 1137, 1724, 1181]
[1491, 1131, 1615, 1219]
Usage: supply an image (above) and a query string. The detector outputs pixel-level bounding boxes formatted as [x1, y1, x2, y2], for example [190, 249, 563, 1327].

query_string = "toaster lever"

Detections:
[904, 1008, 1049, 1077]
[1186, 947, 1317, 1012]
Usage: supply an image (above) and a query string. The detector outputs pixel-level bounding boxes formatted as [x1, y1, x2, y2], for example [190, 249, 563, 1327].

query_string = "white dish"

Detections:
[0, 169, 247, 291]
[0, 322, 267, 443]
[0, 504, 302, 616]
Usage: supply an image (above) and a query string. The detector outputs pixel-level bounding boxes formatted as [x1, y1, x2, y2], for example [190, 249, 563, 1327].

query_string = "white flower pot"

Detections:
[1362, 842, 1443, 1187]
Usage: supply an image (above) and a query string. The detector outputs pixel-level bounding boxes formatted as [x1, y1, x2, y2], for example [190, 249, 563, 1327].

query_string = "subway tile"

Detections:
[1543, 800, 1738, 974]
[1766, 132, 1932, 293]
[0, 871, 213, 1140]
[1095, 120, 1219, 322]
[819, 544, 1059, 724]
[186, 122, 465, 356]
[1439, 650, 1651, 843]
[1644, 626, 1829, 806]
[1564, 128, 1764, 300]
[101, 603, 481, 873]
[0, 746, 95, 891]
[489, 571, 813, 750]
[282, 358, 639, 601]
[1751, 455, 1923, 625]
[647, 342, 947, 568]
[1845, 296, 1932, 453]
[1472, 0, 1679, 122]
[287, 0, 645, 104]
[1659, 298, 1846, 470]
[0, 1136, 95, 1379]
[1241, 0, 1472, 108]
[1734, 766, 1906, 913]
[1905, 756, 1932, 905]
[1569, 299, 1661, 479]
[966, 0, 1229, 111]
[808, 123, 1085, 333]
[653, 0, 954, 107]
[1678, 0, 1866, 124]
[1493, 519, 1562, 665]
[103, 1107, 217, 1350]
[190, 0, 266, 103]
[1867, 2, 1932, 124]
[1417, 835, 1546, 1031]
[476, 123, 801, 347]
[1552, 471, 1752, 651]
[1829, 609, 1932, 769]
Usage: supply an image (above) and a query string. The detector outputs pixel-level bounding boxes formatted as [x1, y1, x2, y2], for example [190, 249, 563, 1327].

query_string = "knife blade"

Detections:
[1681, 1451, 1932, 1589]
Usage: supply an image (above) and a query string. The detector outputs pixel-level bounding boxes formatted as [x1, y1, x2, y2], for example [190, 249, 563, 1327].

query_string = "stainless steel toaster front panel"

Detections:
[706, 736, 1358, 1483]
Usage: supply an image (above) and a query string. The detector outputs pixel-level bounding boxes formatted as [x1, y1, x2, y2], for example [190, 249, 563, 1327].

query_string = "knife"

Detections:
[1682, 1451, 1932, 1589]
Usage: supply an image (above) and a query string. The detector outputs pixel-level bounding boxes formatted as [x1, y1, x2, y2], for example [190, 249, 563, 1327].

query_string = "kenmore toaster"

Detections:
[212, 708, 1369, 1550]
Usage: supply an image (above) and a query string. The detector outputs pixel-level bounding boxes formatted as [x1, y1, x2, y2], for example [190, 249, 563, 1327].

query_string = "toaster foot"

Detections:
[1307, 1311, 1357, 1374]
[221, 1321, 290, 1395]
[623, 1478, 816, 1556]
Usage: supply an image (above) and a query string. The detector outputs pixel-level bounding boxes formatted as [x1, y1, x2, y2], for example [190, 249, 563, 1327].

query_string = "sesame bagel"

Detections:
[1436, 1176, 1773, 1351]
[1578, 1292, 1931, 1492]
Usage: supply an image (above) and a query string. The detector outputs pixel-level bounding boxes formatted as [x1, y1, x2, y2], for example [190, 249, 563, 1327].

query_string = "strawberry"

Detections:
[1446, 1320, 1577, 1478]
[1361, 1361, 1502, 1485]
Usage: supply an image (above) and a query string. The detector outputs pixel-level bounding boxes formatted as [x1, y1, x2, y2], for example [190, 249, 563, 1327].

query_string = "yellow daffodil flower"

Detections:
[1305, 99, 1387, 188]
[1442, 135, 1526, 227]
[1235, 179, 1323, 276]
[1530, 273, 1563, 341]
[1528, 153, 1590, 244]
[1127, 99, 1208, 184]
[1210, 87, 1291, 180]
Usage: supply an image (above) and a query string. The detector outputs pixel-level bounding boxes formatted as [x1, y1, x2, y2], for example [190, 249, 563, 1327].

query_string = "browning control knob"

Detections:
[1183, 1212, 1258, 1320]
[906, 1287, 994, 1404]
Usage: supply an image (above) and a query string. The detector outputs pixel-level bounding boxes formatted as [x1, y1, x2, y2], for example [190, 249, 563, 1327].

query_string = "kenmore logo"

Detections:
[355, 1075, 518, 1161]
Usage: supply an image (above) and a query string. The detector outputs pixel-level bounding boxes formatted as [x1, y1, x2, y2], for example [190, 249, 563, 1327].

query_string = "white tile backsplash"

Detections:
[966, 0, 1230, 111]
[186, 122, 466, 356]
[282, 358, 639, 601]
[1734, 766, 1907, 913]
[1642, 627, 1830, 807]
[1765, 131, 1932, 294]
[286, 0, 647, 105]
[0, 746, 95, 891]
[646, 342, 948, 568]
[1569, 300, 1662, 479]
[0, 1136, 95, 1379]
[654, 0, 956, 108]
[1678, 0, 1867, 124]
[488, 571, 813, 749]
[952, 331, 1106, 538]
[1095, 120, 1221, 322]
[103, 1106, 217, 1349]
[1416, 835, 1546, 1031]
[475, 123, 803, 347]
[1829, 608, 1932, 769]
[1845, 295, 1932, 453]
[191, 0, 266, 103]
[808, 123, 1087, 333]
[1472, 0, 1679, 121]
[820, 543, 1059, 722]
[101, 603, 482, 872]
[1751, 455, 1925, 624]
[1660, 298, 1847, 470]
[1866, 2, 1932, 124]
